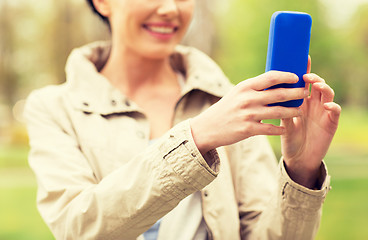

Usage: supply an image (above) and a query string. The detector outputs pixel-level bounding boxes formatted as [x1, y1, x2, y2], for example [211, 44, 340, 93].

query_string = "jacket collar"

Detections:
[65, 41, 233, 115]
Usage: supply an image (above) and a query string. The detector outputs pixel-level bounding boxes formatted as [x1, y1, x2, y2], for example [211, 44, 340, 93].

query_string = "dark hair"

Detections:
[86, 0, 110, 26]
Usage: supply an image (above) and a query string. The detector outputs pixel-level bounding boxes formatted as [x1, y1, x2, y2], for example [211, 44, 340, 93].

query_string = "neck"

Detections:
[101, 44, 177, 96]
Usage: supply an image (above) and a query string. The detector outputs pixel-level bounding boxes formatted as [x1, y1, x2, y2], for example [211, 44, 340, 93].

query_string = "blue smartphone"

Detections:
[265, 11, 312, 107]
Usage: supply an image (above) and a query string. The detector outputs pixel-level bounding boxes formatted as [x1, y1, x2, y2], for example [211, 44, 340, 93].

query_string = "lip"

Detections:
[142, 22, 179, 40]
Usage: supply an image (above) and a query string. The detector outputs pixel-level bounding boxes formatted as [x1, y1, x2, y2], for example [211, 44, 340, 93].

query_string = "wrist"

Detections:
[283, 159, 323, 189]
[190, 117, 214, 156]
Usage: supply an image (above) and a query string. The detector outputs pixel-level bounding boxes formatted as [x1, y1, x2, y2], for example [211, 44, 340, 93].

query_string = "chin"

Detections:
[138, 43, 178, 60]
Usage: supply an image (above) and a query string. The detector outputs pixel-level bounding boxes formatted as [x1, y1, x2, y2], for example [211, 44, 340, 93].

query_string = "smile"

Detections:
[143, 24, 178, 35]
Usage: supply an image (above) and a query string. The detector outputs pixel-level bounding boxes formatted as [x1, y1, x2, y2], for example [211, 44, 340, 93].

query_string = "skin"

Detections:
[92, 0, 341, 189]
[92, 0, 194, 139]
[281, 59, 341, 188]
[191, 58, 341, 188]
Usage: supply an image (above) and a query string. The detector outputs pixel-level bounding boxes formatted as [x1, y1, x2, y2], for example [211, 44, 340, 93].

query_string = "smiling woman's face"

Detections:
[96, 0, 195, 59]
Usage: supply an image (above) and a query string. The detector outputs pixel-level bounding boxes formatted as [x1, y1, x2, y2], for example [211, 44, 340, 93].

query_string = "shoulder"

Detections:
[24, 84, 68, 120]
[26, 84, 66, 106]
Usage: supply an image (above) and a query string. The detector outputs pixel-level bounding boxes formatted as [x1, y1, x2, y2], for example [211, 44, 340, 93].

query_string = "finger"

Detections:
[307, 55, 311, 74]
[247, 71, 299, 91]
[324, 102, 341, 123]
[304, 82, 311, 93]
[253, 106, 302, 121]
[260, 87, 309, 105]
[303, 73, 326, 84]
[310, 82, 322, 103]
[312, 82, 335, 103]
[304, 75, 311, 92]
[251, 122, 286, 136]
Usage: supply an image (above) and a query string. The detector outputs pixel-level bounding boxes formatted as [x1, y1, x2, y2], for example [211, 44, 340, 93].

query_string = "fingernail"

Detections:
[304, 89, 310, 96]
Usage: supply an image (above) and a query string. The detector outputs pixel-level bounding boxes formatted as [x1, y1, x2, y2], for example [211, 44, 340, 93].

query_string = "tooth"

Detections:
[149, 26, 173, 34]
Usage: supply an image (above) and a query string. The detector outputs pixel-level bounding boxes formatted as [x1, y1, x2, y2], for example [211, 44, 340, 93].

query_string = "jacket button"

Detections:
[124, 100, 131, 107]
[111, 100, 117, 106]
[83, 102, 89, 107]
[203, 191, 209, 197]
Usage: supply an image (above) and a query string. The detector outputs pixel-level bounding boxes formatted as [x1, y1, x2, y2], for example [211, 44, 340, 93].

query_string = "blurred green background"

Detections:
[1, 0, 367, 239]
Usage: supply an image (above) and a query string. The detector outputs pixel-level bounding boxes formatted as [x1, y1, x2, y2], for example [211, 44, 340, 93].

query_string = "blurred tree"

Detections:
[341, 4, 368, 107]
[0, 0, 109, 108]
[45, 0, 109, 84]
[0, 2, 18, 107]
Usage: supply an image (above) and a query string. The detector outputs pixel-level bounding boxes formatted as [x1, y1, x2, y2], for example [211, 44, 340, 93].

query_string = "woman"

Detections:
[24, 0, 341, 239]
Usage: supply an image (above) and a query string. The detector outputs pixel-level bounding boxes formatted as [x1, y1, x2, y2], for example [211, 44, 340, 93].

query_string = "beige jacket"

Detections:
[25, 42, 330, 240]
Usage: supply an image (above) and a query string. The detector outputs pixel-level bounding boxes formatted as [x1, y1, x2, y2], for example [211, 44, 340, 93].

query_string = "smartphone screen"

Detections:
[265, 11, 312, 107]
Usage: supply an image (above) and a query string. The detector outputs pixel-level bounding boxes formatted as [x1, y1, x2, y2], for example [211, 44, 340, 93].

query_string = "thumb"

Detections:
[307, 55, 311, 74]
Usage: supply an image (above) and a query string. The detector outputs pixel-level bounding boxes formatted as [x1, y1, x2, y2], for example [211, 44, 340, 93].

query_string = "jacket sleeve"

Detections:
[24, 90, 220, 240]
[231, 136, 330, 240]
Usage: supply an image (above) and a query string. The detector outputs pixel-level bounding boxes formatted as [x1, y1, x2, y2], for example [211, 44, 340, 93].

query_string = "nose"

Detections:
[157, 0, 179, 19]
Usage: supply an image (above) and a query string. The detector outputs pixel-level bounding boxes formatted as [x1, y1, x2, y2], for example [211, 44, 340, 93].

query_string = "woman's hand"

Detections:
[191, 71, 309, 156]
[281, 58, 341, 188]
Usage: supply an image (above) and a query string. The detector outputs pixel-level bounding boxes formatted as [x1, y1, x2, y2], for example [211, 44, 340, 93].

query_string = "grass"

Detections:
[316, 178, 368, 240]
[0, 107, 367, 239]
[0, 144, 29, 168]
[315, 149, 368, 240]
[332, 107, 368, 150]
[0, 144, 53, 240]
[0, 181, 53, 240]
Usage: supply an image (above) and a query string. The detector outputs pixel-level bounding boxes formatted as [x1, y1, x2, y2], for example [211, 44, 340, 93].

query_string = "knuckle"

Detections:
[239, 124, 252, 137]
[265, 124, 275, 134]
[336, 104, 342, 112]
[237, 81, 252, 93]
[244, 112, 256, 121]
[236, 80, 247, 88]
[298, 88, 306, 97]
[238, 98, 250, 109]
[240, 94, 257, 108]
[270, 106, 285, 119]
[273, 110, 283, 119]
[274, 91, 286, 101]
[269, 76, 280, 85]
[266, 71, 279, 84]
